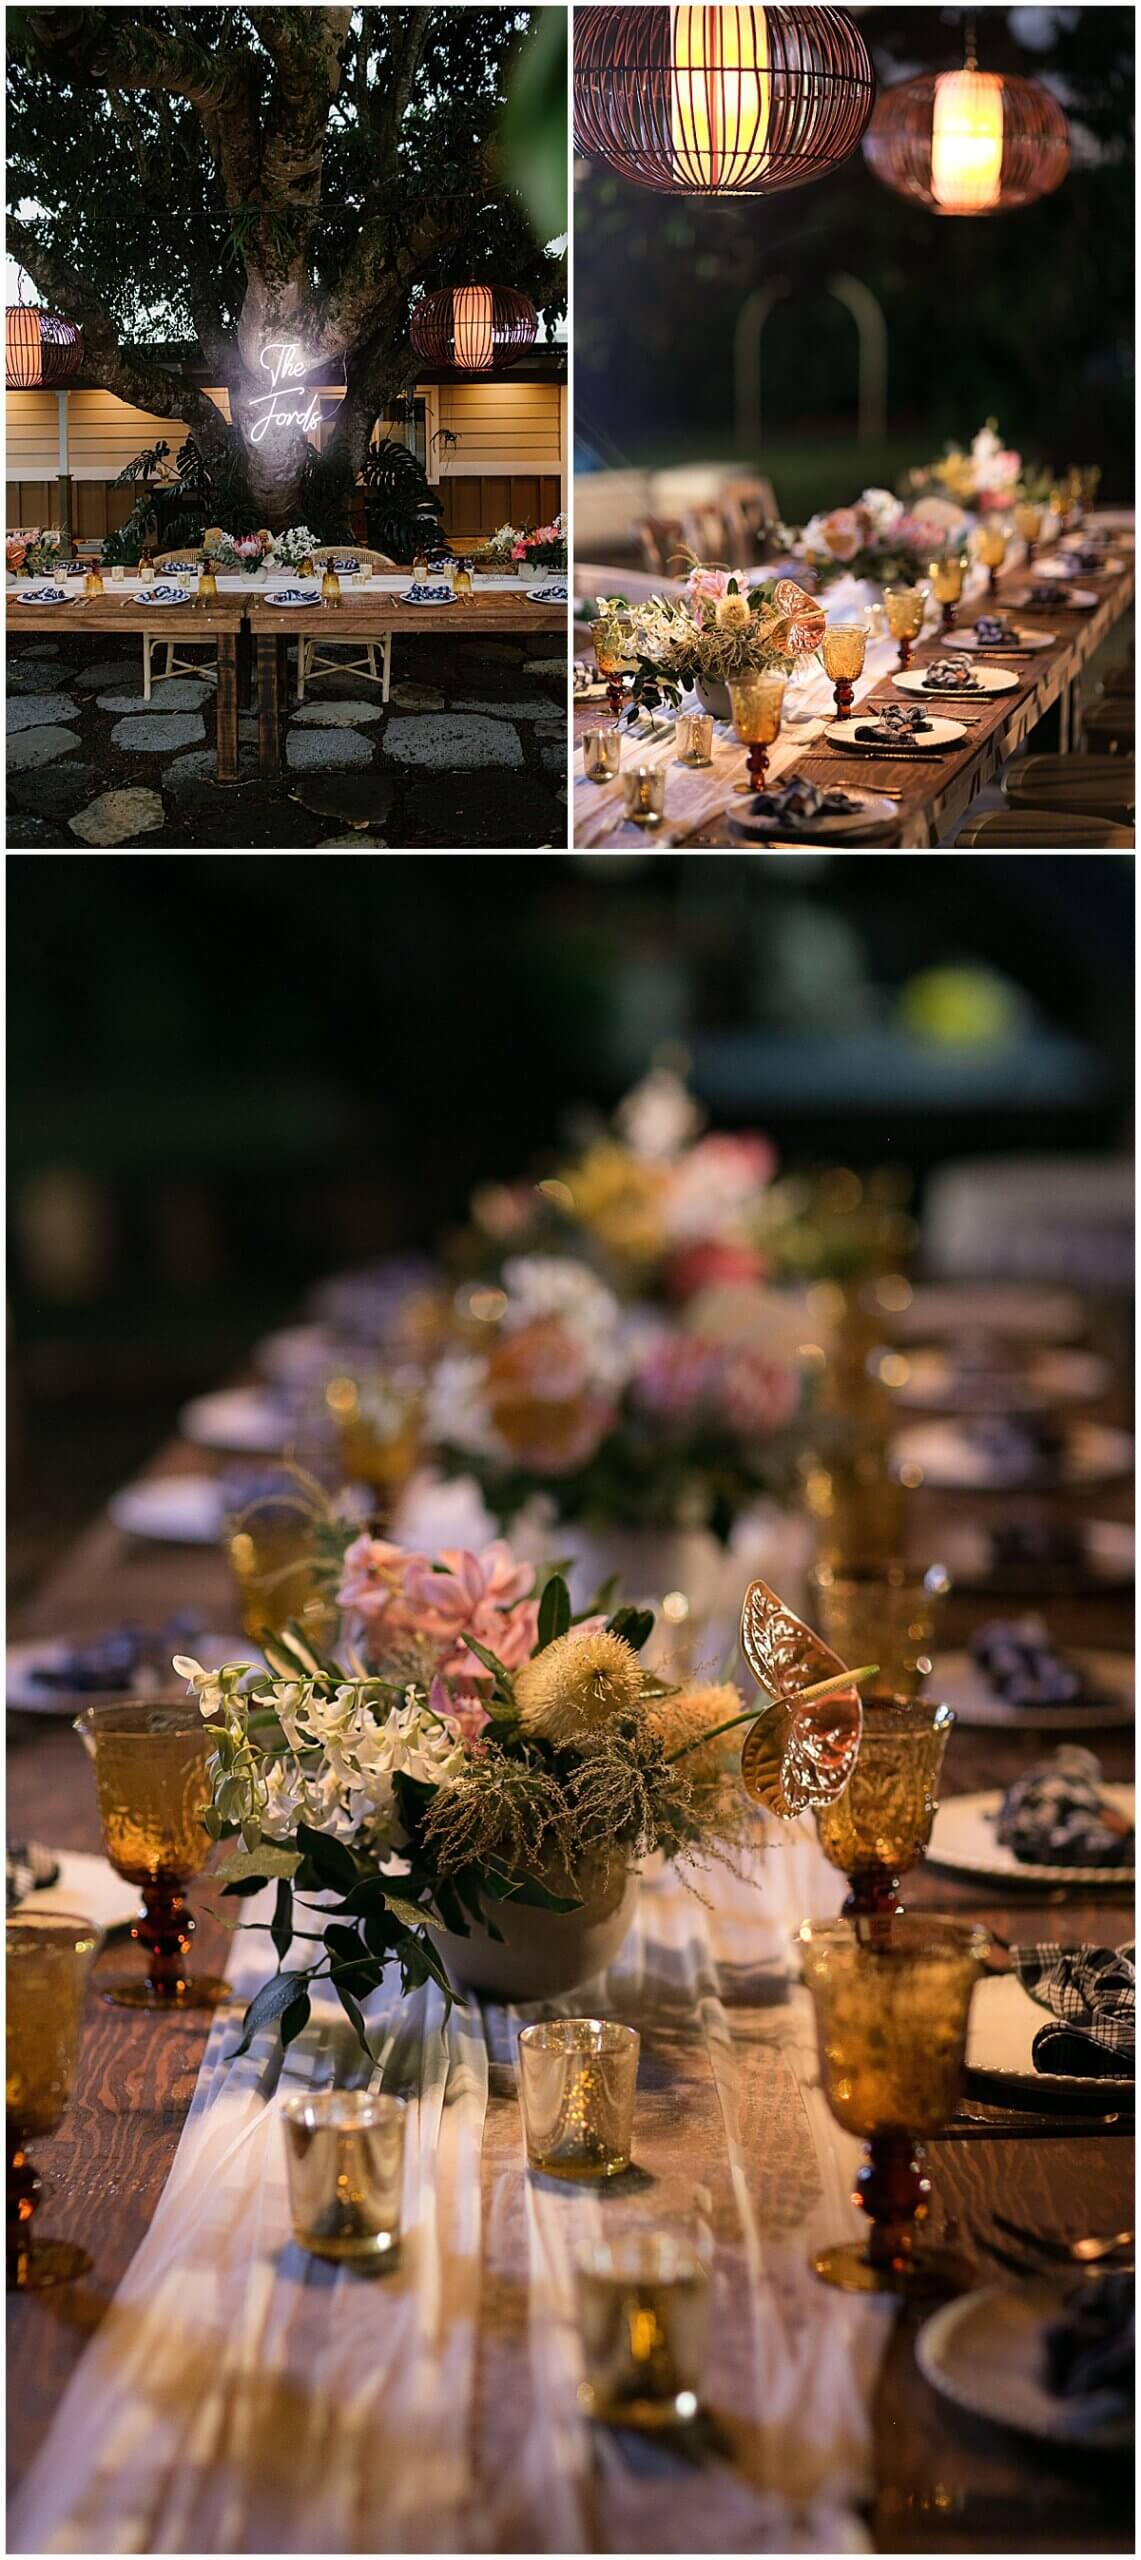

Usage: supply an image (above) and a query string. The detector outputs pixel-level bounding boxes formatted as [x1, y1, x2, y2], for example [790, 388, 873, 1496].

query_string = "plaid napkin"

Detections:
[1013, 1940, 1135, 2076]
[6, 1842, 61, 1908]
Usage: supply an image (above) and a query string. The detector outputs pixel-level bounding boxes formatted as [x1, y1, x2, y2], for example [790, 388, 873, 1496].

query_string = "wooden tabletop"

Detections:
[7, 1411, 1134, 2549]
[6, 592, 247, 636]
[573, 543, 1135, 850]
[245, 590, 568, 635]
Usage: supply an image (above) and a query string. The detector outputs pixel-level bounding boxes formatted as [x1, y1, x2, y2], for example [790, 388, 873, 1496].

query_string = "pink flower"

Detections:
[666, 1237, 768, 1302]
[819, 509, 862, 563]
[685, 566, 732, 609]
[634, 1336, 721, 1422]
[511, 543, 526, 561]
[717, 1347, 798, 1437]
[338, 1536, 540, 1685]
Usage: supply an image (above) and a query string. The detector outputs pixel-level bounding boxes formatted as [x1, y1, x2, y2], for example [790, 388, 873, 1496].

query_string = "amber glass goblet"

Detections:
[1013, 502, 1044, 567]
[808, 1560, 951, 1707]
[802, 1446, 911, 1574]
[593, 614, 635, 725]
[812, 1697, 954, 1914]
[325, 1367, 422, 1514]
[822, 623, 867, 719]
[928, 554, 967, 634]
[728, 672, 786, 794]
[7, 1912, 97, 2290]
[75, 1700, 226, 2011]
[1081, 465, 1101, 514]
[800, 1916, 987, 2294]
[883, 587, 926, 670]
[224, 1479, 334, 1646]
[976, 522, 1008, 595]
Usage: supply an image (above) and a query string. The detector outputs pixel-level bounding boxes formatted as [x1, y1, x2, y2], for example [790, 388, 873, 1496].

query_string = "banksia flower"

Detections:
[646, 1683, 743, 1786]
[514, 1628, 645, 1748]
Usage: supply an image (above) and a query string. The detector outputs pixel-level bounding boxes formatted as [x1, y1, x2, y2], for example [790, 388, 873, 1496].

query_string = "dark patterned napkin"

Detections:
[1012, 1940, 1135, 2076]
[6, 1842, 61, 1908]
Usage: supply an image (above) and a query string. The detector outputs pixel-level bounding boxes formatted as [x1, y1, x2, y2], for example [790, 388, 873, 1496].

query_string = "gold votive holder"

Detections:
[583, 728, 621, 783]
[7, 1911, 98, 2291]
[800, 1915, 988, 2296]
[623, 766, 665, 829]
[575, 2229, 710, 2428]
[676, 710, 714, 767]
[75, 1699, 226, 2012]
[518, 2019, 639, 2180]
[282, 2090, 405, 2264]
[807, 1559, 951, 1704]
[812, 1696, 955, 1914]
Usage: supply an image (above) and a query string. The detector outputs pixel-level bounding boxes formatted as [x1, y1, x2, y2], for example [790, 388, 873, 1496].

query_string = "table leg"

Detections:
[215, 633, 239, 786]
[236, 620, 253, 711]
[257, 634, 285, 780]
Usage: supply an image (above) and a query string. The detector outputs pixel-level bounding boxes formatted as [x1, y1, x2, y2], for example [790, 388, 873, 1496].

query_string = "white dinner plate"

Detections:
[108, 1474, 227, 1544]
[254, 1323, 341, 1386]
[401, 586, 455, 606]
[933, 1647, 1134, 1732]
[933, 1517, 1135, 1594]
[179, 1388, 293, 1454]
[952, 625, 1056, 651]
[1005, 584, 1100, 611]
[926, 1784, 1134, 1886]
[824, 713, 966, 753]
[265, 587, 321, 606]
[891, 1346, 1110, 1413]
[527, 582, 568, 603]
[891, 1418, 1133, 1492]
[6, 1631, 251, 1717]
[14, 586, 68, 605]
[1035, 552, 1124, 578]
[729, 789, 900, 841]
[894, 663, 1020, 696]
[965, 1971, 1134, 2103]
[917, 2282, 1134, 2450]
[880, 1283, 1087, 1343]
[135, 585, 191, 607]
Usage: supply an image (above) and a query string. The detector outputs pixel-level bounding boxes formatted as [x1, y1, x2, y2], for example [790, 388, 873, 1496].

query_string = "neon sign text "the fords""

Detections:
[247, 340, 323, 446]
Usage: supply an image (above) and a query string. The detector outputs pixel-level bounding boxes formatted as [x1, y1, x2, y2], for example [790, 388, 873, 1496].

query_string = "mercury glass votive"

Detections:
[1013, 501, 1044, 566]
[575, 2230, 710, 2428]
[822, 623, 867, 718]
[928, 554, 967, 634]
[728, 672, 786, 794]
[282, 2090, 405, 2263]
[813, 1698, 955, 1914]
[518, 2019, 639, 2180]
[800, 1916, 988, 2295]
[808, 1560, 951, 1706]
[976, 522, 1008, 595]
[583, 728, 621, 784]
[623, 766, 665, 829]
[676, 710, 714, 767]
[75, 1700, 226, 2012]
[7, 1912, 98, 2291]
[883, 586, 927, 670]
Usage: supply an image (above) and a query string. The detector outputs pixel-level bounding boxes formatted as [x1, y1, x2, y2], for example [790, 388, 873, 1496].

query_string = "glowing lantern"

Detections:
[409, 285, 537, 374]
[930, 69, 1004, 212]
[573, 5, 875, 198]
[5, 301, 83, 390]
[864, 29, 1068, 217]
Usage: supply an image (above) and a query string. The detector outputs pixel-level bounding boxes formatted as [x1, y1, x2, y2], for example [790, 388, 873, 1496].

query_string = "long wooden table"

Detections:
[7, 1411, 1134, 2550]
[572, 533, 1135, 849]
[6, 592, 248, 783]
[246, 589, 569, 779]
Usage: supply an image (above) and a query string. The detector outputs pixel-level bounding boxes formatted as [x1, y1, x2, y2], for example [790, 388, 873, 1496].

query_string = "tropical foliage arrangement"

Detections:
[6, 527, 65, 578]
[597, 571, 826, 718]
[178, 1541, 754, 2056]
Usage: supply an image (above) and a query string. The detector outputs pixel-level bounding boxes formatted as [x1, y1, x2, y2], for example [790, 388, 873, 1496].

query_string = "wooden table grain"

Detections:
[6, 1427, 1134, 2550]
[572, 544, 1135, 849]
[6, 593, 248, 784]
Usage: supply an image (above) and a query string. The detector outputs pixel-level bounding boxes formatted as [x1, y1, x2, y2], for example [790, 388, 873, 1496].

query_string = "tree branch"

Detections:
[8, 214, 232, 452]
[19, 8, 262, 204]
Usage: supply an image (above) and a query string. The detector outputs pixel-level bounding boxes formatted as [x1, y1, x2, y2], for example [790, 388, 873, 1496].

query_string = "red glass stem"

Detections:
[135, 1877, 196, 2000]
[7, 2138, 41, 2287]
[842, 1866, 904, 1919]
[855, 2131, 930, 2273]
[939, 600, 957, 635]
[606, 675, 625, 724]
[897, 635, 914, 671]
[745, 741, 771, 790]
[1023, 538, 1036, 570]
[831, 676, 855, 719]
[987, 564, 1001, 597]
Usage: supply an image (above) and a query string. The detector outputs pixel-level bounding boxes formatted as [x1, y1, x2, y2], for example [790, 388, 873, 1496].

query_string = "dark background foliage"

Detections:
[574, 5, 1135, 504]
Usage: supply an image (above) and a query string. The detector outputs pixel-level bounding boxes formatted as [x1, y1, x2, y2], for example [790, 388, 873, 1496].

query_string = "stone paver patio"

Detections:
[6, 632, 567, 849]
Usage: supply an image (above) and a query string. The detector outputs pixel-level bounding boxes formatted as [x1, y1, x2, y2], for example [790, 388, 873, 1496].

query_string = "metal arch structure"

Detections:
[734, 272, 887, 452]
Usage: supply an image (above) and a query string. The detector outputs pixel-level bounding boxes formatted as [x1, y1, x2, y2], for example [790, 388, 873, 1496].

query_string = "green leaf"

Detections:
[581, 1572, 621, 1618]
[220, 1876, 266, 1899]
[605, 1605, 655, 1653]
[462, 1635, 514, 1691]
[295, 1821, 359, 1893]
[382, 1888, 430, 1933]
[270, 1878, 293, 1964]
[537, 1573, 571, 1650]
[228, 1968, 312, 2058]
[280, 1991, 311, 2050]
[333, 1980, 370, 2054]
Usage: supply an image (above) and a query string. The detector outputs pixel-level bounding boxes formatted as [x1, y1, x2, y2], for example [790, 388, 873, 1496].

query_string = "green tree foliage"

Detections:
[8, 6, 567, 524]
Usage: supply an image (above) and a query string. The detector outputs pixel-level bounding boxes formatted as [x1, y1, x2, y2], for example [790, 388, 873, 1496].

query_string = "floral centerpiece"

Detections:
[474, 514, 568, 575]
[178, 1540, 759, 2040]
[906, 420, 1026, 513]
[200, 527, 273, 573]
[777, 488, 939, 588]
[599, 568, 825, 722]
[425, 1253, 807, 1545]
[6, 527, 64, 579]
[268, 524, 322, 572]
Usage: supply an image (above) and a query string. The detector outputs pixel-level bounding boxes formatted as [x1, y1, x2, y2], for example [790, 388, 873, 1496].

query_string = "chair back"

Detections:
[1003, 754, 1135, 826]
[637, 516, 688, 577]
[154, 547, 205, 572]
[957, 809, 1134, 849]
[311, 545, 397, 572]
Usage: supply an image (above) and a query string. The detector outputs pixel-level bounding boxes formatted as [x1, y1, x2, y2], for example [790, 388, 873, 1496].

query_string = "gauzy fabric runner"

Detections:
[11, 1832, 894, 2556]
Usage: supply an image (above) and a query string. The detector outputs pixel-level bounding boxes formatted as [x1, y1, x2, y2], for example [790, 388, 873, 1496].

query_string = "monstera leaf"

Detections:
[738, 1579, 869, 1820]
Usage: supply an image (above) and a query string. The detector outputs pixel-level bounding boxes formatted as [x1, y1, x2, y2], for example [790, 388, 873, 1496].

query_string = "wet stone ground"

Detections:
[6, 633, 568, 850]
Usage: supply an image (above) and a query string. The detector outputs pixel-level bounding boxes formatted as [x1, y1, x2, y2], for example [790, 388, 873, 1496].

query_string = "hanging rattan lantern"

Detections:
[864, 20, 1069, 216]
[573, 5, 876, 197]
[409, 284, 538, 373]
[5, 294, 84, 390]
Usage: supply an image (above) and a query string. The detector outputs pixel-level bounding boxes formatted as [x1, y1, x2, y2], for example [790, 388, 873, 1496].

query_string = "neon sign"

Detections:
[247, 339, 324, 446]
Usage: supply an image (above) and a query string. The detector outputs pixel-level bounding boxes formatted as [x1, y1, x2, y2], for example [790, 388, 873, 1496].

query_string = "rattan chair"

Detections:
[636, 516, 688, 578]
[957, 808, 1134, 849]
[1002, 753, 1135, 828]
[1079, 695, 1134, 754]
[297, 546, 399, 703]
[141, 547, 217, 697]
